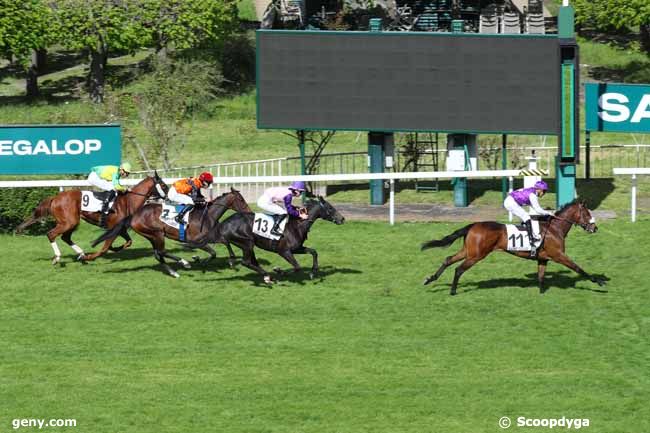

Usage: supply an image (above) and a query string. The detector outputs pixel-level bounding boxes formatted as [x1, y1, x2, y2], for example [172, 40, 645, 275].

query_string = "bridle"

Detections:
[550, 203, 595, 231]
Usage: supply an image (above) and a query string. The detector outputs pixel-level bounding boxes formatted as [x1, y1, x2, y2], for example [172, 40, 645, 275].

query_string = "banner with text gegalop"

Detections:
[0, 124, 121, 175]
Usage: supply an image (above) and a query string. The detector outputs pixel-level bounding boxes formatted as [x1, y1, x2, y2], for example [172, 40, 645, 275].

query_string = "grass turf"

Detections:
[1, 218, 648, 433]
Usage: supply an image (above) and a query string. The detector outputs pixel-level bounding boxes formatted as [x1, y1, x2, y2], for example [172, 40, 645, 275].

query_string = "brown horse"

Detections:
[91, 188, 251, 277]
[16, 173, 168, 265]
[421, 199, 605, 295]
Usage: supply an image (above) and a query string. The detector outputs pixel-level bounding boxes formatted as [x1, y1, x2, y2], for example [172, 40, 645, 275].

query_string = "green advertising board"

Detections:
[585, 83, 650, 133]
[0, 124, 121, 175]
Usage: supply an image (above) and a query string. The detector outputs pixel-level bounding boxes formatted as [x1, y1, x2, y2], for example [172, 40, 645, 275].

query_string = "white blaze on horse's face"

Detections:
[156, 184, 167, 198]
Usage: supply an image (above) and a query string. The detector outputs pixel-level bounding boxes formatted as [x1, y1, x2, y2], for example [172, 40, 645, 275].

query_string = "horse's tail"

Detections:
[91, 215, 132, 247]
[15, 197, 53, 234]
[421, 224, 474, 250]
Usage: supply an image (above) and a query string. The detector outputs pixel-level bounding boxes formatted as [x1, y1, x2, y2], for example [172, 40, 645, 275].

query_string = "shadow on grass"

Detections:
[205, 265, 362, 287]
[577, 178, 616, 209]
[0, 54, 150, 103]
[589, 60, 650, 84]
[425, 270, 610, 295]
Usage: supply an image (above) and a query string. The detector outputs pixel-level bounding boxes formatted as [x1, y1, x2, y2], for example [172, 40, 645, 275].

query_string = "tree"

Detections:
[131, 57, 223, 169]
[0, 0, 56, 97]
[140, 0, 239, 56]
[573, 0, 650, 53]
[48, 0, 151, 102]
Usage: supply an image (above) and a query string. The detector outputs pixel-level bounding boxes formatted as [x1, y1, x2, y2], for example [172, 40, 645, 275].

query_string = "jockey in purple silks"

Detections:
[503, 180, 554, 256]
[257, 181, 309, 236]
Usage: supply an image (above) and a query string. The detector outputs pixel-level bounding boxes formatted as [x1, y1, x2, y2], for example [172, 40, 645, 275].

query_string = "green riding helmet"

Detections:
[120, 162, 133, 173]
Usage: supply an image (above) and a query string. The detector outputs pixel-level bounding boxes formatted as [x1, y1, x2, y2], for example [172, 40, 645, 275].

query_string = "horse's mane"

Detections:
[555, 198, 582, 215]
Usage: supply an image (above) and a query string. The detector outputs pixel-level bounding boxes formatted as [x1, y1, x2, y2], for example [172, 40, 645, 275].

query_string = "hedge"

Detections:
[0, 187, 59, 234]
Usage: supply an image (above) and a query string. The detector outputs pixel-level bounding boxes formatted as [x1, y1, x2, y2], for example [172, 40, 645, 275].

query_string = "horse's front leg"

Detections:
[192, 245, 217, 266]
[551, 253, 606, 286]
[537, 259, 549, 293]
[109, 229, 132, 252]
[275, 249, 302, 276]
[293, 246, 318, 279]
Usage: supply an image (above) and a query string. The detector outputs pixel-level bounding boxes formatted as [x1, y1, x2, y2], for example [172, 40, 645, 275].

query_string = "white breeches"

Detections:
[87, 172, 114, 191]
[257, 197, 287, 215]
[168, 187, 194, 205]
[504, 196, 531, 223]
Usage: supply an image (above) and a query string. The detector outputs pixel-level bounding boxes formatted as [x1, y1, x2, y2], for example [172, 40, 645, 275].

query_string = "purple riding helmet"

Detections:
[534, 180, 549, 191]
[289, 181, 306, 191]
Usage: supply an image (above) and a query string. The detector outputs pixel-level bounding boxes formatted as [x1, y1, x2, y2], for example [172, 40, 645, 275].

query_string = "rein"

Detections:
[550, 214, 590, 230]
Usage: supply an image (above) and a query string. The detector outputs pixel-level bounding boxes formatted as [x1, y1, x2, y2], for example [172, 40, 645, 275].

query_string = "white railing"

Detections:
[0, 169, 539, 225]
[612, 167, 650, 222]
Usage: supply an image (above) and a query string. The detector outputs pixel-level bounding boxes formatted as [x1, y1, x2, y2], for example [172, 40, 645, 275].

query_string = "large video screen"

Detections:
[257, 30, 561, 134]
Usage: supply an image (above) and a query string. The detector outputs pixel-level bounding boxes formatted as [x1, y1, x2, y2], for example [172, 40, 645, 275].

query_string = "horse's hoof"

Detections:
[263, 275, 274, 285]
[595, 279, 606, 287]
[76, 253, 86, 262]
[169, 271, 180, 278]
[309, 271, 316, 280]
[450, 291, 457, 296]
[180, 259, 192, 270]
[192, 255, 201, 262]
[51, 256, 61, 266]
[423, 277, 432, 286]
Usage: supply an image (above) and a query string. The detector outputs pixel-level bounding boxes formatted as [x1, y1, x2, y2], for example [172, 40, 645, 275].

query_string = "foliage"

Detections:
[130, 56, 224, 169]
[48, 0, 152, 102]
[573, 0, 650, 53]
[140, 0, 239, 53]
[0, 0, 55, 67]
[219, 33, 256, 91]
[0, 187, 57, 234]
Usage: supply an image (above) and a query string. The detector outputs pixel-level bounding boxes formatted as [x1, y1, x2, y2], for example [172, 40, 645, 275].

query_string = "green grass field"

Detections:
[1, 217, 649, 433]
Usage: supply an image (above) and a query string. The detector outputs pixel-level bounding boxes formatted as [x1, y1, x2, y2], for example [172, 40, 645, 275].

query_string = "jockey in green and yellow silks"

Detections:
[87, 162, 132, 225]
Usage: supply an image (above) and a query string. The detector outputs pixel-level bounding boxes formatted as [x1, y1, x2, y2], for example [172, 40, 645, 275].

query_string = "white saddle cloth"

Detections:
[505, 220, 540, 251]
[253, 213, 288, 240]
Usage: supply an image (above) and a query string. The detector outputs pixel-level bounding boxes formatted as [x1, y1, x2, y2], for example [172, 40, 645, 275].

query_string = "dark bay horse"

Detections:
[91, 189, 251, 277]
[421, 199, 605, 295]
[16, 173, 168, 265]
[215, 196, 345, 284]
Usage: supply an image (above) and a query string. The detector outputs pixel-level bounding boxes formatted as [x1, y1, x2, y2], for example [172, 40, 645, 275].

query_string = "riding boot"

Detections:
[525, 220, 537, 257]
[99, 191, 116, 228]
[270, 214, 287, 237]
[175, 204, 194, 225]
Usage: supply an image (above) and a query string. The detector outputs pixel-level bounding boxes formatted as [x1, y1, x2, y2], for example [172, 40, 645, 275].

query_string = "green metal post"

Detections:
[556, 3, 578, 208]
[368, 19, 385, 206]
[501, 134, 508, 200]
[299, 130, 306, 176]
[368, 132, 385, 205]
[299, 130, 306, 201]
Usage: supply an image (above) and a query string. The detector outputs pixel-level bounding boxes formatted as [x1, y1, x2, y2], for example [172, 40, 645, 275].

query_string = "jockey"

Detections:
[257, 181, 308, 236]
[87, 162, 132, 219]
[168, 171, 214, 224]
[503, 180, 553, 255]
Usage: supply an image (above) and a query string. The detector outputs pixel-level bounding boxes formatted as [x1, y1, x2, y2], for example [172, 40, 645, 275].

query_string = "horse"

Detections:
[91, 188, 251, 277]
[421, 199, 605, 295]
[16, 172, 168, 265]
[214, 196, 345, 284]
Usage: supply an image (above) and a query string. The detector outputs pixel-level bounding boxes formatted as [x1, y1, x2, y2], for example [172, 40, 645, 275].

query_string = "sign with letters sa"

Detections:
[585, 83, 650, 133]
[0, 124, 121, 174]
